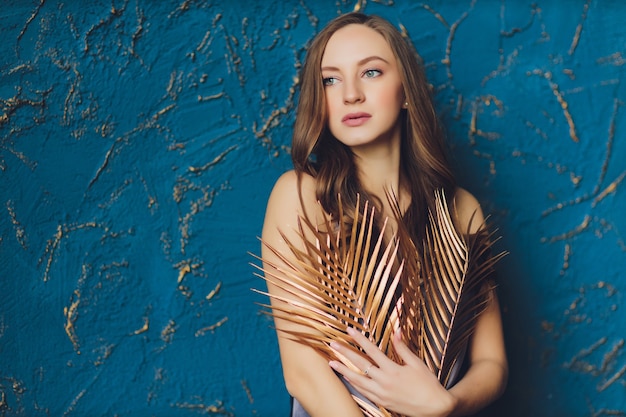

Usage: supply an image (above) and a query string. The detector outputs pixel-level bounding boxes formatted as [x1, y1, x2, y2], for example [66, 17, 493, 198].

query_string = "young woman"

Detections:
[261, 12, 508, 417]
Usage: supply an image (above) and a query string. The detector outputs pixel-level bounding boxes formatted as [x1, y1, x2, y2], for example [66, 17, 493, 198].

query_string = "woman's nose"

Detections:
[343, 79, 364, 104]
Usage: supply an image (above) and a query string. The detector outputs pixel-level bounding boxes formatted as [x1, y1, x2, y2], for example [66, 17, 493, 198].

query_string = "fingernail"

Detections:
[328, 361, 338, 369]
[330, 341, 340, 350]
[346, 327, 355, 336]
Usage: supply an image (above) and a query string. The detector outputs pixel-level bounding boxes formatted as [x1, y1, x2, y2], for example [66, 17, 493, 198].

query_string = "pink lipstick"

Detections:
[341, 112, 371, 127]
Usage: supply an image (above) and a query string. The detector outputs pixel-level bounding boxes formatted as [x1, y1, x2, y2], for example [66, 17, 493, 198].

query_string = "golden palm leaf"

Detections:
[251, 190, 505, 416]
[252, 195, 403, 367]
[407, 191, 507, 389]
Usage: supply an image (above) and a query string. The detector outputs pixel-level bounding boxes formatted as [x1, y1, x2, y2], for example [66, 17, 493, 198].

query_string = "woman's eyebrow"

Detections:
[321, 55, 390, 72]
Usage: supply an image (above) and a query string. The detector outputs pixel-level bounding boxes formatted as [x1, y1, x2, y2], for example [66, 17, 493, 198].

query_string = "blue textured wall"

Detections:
[1, 1, 624, 416]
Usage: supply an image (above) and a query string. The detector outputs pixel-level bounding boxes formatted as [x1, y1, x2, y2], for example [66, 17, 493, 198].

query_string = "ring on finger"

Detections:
[363, 364, 373, 376]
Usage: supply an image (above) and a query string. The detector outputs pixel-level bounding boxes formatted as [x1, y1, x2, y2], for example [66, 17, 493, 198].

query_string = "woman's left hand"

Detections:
[329, 327, 457, 417]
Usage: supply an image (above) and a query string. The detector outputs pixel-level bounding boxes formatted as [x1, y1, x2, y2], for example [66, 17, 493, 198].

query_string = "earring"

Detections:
[403, 101, 409, 108]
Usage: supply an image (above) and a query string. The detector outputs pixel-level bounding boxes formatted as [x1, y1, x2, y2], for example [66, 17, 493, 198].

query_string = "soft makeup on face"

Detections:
[320, 24, 405, 150]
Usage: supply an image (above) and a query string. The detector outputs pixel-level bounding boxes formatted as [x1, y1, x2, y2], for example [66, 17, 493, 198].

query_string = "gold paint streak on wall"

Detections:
[595, 280, 617, 297]
[397, 23, 408, 40]
[559, 243, 571, 276]
[471, 96, 504, 142]
[597, 52, 625, 66]
[550, 82, 578, 142]
[195, 317, 228, 337]
[129, 3, 146, 65]
[94, 344, 115, 366]
[196, 28, 213, 53]
[594, 97, 620, 192]
[63, 387, 87, 416]
[188, 145, 237, 173]
[467, 97, 503, 144]
[206, 281, 222, 300]
[177, 186, 216, 254]
[7, 63, 33, 75]
[133, 317, 149, 335]
[542, 193, 586, 217]
[541, 215, 591, 243]
[241, 17, 257, 69]
[565, 336, 607, 371]
[40, 222, 101, 281]
[88, 138, 121, 189]
[441, 1, 475, 81]
[241, 379, 254, 403]
[177, 264, 191, 284]
[6, 200, 27, 249]
[63, 69, 81, 129]
[468, 103, 478, 145]
[153, 103, 175, 121]
[160, 320, 177, 344]
[0, 377, 26, 410]
[599, 339, 624, 375]
[562, 68, 575, 80]
[82, 1, 127, 53]
[197, 92, 225, 102]
[422, 4, 450, 27]
[15, 0, 45, 53]
[166, 70, 182, 99]
[593, 171, 626, 208]
[568, 0, 591, 56]
[173, 400, 232, 415]
[598, 364, 626, 392]
[41, 225, 63, 282]
[174, 260, 200, 295]
[541, 71, 580, 143]
[253, 75, 299, 150]
[64, 290, 81, 354]
[98, 179, 132, 209]
[167, 0, 193, 18]
[569, 172, 582, 186]
[223, 26, 246, 86]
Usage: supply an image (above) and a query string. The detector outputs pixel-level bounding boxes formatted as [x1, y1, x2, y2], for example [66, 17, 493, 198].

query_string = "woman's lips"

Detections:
[341, 112, 371, 127]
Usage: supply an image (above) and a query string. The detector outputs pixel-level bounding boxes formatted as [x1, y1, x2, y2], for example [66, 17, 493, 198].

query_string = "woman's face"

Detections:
[321, 24, 406, 153]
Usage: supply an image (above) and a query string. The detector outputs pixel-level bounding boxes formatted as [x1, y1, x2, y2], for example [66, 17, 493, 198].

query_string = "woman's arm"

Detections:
[261, 170, 364, 416]
[447, 290, 508, 415]
[446, 187, 508, 415]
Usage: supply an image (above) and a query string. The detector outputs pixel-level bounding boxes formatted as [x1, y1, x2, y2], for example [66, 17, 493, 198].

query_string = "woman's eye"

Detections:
[363, 69, 382, 78]
[322, 77, 338, 86]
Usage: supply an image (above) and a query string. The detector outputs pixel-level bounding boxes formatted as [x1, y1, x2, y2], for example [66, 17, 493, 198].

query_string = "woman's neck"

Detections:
[351, 135, 408, 218]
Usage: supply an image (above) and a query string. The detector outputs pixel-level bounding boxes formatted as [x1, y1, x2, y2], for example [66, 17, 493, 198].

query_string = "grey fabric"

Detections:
[290, 375, 375, 416]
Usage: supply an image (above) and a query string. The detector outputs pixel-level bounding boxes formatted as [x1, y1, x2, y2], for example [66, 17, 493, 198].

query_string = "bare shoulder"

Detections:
[268, 170, 314, 200]
[262, 170, 320, 237]
[265, 170, 317, 213]
[452, 187, 486, 234]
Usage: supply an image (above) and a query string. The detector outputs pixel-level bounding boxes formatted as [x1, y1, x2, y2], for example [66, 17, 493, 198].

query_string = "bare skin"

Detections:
[261, 23, 508, 416]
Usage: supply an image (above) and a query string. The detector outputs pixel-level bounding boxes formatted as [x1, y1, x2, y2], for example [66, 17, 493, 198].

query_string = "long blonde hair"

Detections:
[291, 12, 456, 247]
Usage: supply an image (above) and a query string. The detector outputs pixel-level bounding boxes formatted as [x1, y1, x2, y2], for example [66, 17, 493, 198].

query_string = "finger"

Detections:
[328, 361, 379, 387]
[330, 340, 370, 374]
[346, 327, 391, 366]
[329, 360, 380, 400]
[329, 359, 364, 380]
[391, 328, 424, 369]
